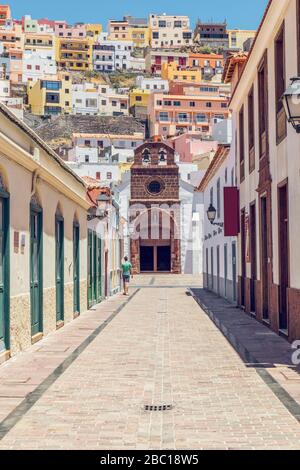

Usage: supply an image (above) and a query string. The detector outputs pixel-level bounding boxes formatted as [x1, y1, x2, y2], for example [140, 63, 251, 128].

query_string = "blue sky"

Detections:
[8, 0, 269, 30]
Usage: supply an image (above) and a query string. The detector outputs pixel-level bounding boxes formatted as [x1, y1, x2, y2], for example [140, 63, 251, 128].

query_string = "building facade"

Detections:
[145, 48, 189, 74]
[194, 21, 229, 50]
[231, 0, 300, 341]
[148, 89, 229, 138]
[200, 144, 239, 304]
[0, 103, 89, 363]
[149, 14, 192, 48]
[129, 141, 181, 274]
[27, 72, 72, 116]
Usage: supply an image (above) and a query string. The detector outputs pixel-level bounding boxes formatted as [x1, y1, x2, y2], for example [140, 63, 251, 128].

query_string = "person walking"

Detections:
[121, 256, 133, 295]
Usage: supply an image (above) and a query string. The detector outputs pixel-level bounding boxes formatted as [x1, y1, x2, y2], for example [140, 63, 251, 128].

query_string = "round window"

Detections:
[148, 180, 162, 194]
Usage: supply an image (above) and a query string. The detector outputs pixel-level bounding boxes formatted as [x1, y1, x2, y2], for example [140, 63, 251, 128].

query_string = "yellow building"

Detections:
[161, 62, 202, 83]
[85, 23, 102, 39]
[128, 26, 150, 48]
[119, 162, 133, 174]
[27, 72, 72, 116]
[227, 29, 256, 50]
[129, 88, 151, 108]
[56, 37, 94, 71]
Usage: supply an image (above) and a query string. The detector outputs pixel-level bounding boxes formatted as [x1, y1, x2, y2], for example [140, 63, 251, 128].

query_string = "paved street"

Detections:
[0, 275, 300, 449]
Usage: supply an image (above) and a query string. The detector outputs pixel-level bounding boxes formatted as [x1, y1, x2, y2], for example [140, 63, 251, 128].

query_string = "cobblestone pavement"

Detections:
[0, 275, 300, 449]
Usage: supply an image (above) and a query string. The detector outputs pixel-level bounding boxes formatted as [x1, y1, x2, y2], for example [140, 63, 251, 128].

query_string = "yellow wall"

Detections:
[57, 37, 94, 71]
[119, 162, 133, 174]
[128, 26, 150, 48]
[28, 74, 72, 115]
[228, 29, 256, 50]
[129, 89, 150, 108]
[85, 23, 102, 38]
[161, 62, 201, 82]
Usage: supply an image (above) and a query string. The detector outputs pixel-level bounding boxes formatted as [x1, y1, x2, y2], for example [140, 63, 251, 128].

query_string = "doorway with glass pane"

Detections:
[55, 213, 64, 324]
[30, 204, 43, 336]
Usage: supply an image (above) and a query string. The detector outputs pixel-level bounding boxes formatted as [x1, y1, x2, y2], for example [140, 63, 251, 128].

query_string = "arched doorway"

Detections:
[131, 207, 180, 274]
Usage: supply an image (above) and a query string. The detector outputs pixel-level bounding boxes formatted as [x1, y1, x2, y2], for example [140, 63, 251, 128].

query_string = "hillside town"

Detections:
[1, 0, 300, 451]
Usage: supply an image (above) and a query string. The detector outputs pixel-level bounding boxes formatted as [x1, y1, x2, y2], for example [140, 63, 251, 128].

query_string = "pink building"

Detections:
[167, 133, 218, 163]
[54, 21, 86, 38]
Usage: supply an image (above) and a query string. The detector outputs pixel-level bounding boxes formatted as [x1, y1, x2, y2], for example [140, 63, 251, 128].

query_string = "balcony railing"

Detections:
[60, 44, 89, 51]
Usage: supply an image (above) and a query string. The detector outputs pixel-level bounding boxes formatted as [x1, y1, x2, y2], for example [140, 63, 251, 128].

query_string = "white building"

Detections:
[71, 82, 129, 116]
[149, 13, 193, 48]
[72, 83, 99, 115]
[129, 56, 146, 72]
[0, 68, 23, 119]
[212, 119, 233, 144]
[98, 85, 129, 116]
[136, 75, 169, 93]
[93, 35, 134, 72]
[227, 0, 300, 341]
[67, 161, 122, 184]
[199, 143, 238, 303]
[22, 50, 57, 83]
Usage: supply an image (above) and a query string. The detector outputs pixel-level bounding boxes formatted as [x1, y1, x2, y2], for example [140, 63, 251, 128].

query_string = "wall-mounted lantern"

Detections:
[206, 203, 224, 228]
[282, 77, 300, 133]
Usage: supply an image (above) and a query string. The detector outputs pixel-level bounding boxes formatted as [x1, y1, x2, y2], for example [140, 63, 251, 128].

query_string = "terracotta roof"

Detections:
[85, 183, 111, 207]
[197, 144, 230, 192]
[222, 51, 248, 84]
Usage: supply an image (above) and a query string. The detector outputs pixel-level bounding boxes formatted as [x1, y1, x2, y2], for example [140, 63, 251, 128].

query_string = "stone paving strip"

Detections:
[0, 278, 300, 449]
[191, 288, 300, 419]
[0, 290, 138, 429]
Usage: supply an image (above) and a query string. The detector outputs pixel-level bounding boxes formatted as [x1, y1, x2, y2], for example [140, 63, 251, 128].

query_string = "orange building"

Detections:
[148, 90, 230, 138]
[0, 23, 24, 53]
[0, 5, 11, 26]
[107, 19, 131, 41]
[8, 49, 23, 84]
[188, 53, 224, 79]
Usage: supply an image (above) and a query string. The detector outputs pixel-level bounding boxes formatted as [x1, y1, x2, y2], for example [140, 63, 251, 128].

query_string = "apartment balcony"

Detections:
[61, 54, 89, 61]
[93, 45, 115, 51]
[60, 44, 89, 52]
[176, 119, 191, 124]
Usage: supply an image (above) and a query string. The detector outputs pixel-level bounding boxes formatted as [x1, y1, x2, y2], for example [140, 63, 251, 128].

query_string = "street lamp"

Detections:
[96, 194, 110, 219]
[206, 203, 224, 228]
[282, 77, 300, 133]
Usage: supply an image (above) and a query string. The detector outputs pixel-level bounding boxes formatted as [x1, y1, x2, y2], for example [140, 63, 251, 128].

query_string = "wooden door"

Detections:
[73, 223, 80, 313]
[260, 196, 269, 320]
[278, 183, 289, 331]
[250, 203, 257, 313]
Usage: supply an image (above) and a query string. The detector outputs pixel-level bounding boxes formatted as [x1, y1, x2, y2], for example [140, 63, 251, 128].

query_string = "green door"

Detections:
[88, 229, 93, 307]
[0, 194, 9, 352]
[73, 223, 80, 313]
[55, 216, 64, 323]
[96, 237, 102, 302]
[30, 207, 43, 336]
[93, 232, 98, 303]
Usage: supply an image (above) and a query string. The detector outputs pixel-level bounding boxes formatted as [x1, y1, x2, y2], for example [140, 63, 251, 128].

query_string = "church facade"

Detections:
[129, 140, 181, 274]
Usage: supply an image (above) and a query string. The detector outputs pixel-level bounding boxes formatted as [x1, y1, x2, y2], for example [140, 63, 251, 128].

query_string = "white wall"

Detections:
[202, 144, 238, 303]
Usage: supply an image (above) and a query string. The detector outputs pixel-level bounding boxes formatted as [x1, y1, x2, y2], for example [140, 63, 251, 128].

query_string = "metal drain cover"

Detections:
[144, 404, 173, 412]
